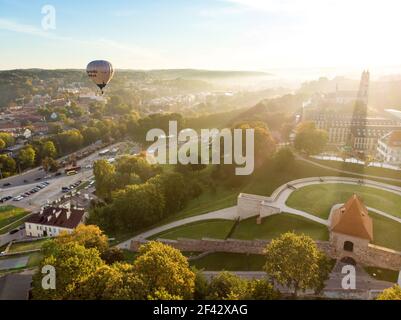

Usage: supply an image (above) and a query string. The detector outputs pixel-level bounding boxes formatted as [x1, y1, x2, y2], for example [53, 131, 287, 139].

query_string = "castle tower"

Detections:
[330, 194, 373, 262]
[357, 70, 370, 106]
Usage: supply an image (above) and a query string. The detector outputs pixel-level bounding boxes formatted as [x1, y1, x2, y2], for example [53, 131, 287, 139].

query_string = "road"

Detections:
[0, 142, 126, 212]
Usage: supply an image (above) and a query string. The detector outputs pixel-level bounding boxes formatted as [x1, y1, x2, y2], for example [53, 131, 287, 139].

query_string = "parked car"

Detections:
[3, 183, 11, 187]
[9, 229, 19, 235]
[35, 177, 42, 181]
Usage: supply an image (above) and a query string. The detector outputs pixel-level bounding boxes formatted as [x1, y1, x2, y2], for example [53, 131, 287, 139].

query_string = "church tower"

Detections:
[357, 70, 370, 106]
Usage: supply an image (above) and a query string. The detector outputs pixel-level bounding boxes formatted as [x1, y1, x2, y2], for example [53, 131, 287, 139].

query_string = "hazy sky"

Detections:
[1, 0, 401, 72]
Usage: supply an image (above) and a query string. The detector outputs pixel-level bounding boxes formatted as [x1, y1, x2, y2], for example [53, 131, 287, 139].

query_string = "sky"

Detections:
[1, 0, 401, 73]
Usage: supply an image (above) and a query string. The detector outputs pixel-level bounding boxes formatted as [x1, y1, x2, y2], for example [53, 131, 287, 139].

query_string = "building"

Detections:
[330, 194, 373, 262]
[302, 71, 401, 154]
[377, 130, 401, 165]
[25, 206, 86, 238]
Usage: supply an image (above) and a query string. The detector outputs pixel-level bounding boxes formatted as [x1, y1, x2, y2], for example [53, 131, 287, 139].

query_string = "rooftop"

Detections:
[331, 194, 373, 241]
[26, 206, 85, 229]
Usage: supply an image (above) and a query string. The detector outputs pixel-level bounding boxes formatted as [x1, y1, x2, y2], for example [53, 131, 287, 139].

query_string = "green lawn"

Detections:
[148, 213, 329, 242]
[0, 206, 29, 233]
[111, 158, 401, 242]
[370, 212, 401, 252]
[8, 239, 49, 253]
[190, 252, 266, 271]
[313, 159, 401, 187]
[364, 266, 399, 283]
[286, 183, 401, 219]
[27, 252, 43, 268]
[148, 220, 236, 240]
[231, 213, 329, 241]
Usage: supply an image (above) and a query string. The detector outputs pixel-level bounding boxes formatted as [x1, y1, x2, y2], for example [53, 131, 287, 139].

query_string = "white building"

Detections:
[377, 131, 401, 165]
[25, 206, 86, 238]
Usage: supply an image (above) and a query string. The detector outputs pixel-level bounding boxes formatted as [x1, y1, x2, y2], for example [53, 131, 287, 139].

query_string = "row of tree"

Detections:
[89, 155, 201, 234]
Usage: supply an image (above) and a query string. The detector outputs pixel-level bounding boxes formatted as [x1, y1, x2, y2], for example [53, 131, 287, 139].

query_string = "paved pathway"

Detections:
[118, 176, 401, 248]
[117, 206, 237, 249]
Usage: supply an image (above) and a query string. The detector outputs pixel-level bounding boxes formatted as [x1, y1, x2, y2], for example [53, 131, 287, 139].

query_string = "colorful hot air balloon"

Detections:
[86, 60, 114, 94]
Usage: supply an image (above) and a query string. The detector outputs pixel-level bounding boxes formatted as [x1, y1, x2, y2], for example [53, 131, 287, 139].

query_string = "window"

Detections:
[343, 241, 354, 252]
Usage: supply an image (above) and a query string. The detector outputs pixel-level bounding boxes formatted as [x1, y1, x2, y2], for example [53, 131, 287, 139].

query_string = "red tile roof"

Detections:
[331, 194, 373, 241]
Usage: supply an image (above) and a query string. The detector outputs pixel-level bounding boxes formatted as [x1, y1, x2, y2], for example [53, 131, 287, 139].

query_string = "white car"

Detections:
[13, 196, 23, 201]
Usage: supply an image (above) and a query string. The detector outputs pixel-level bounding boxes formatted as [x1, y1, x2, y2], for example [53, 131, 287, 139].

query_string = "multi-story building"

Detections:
[302, 71, 401, 154]
[377, 131, 401, 165]
[25, 206, 86, 238]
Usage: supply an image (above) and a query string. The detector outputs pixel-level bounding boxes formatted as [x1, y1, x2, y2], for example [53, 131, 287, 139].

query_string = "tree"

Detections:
[55, 225, 109, 254]
[0, 132, 14, 147]
[0, 154, 16, 177]
[234, 121, 276, 168]
[82, 126, 101, 145]
[263, 232, 331, 297]
[193, 268, 209, 300]
[42, 157, 59, 172]
[294, 122, 328, 155]
[101, 247, 125, 265]
[75, 263, 146, 300]
[18, 145, 36, 169]
[206, 271, 247, 300]
[111, 182, 165, 232]
[93, 159, 116, 199]
[377, 285, 401, 300]
[243, 279, 281, 300]
[54, 129, 83, 154]
[133, 241, 195, 299]
[148, 172, 188, 214]
[32, 241, 103, 300]
[273, 147, 295, 170]
[0, 139, 5, 150]
[114, 155, 161, 185]
[41, 141, 57, 159]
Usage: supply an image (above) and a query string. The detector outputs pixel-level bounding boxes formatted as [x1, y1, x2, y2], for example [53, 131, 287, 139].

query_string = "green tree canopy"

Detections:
[0, 132, 15, 147]
[377, 285, 401, 300]
[18, 145, 36, 169]
[206, 271, 247, 300]
[41, 141, 57, 159]
[32, 241, 103, 300]
[294, 122, 328, 155]
[133, 241, 195, 299]
[263, 232, 331, 297]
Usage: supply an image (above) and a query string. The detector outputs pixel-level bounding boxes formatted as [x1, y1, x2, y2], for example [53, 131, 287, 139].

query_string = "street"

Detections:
[0, 142, 126, 212]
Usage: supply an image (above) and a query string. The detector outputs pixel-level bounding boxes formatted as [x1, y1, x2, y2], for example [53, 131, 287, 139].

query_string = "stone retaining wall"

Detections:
[130, 237, 331, 255]
[129, 237, 401, 270]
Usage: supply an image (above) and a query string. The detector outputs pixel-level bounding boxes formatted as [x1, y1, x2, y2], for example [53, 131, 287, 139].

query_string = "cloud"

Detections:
[0, 17, 166, 68]
[0, 18, 50, 37]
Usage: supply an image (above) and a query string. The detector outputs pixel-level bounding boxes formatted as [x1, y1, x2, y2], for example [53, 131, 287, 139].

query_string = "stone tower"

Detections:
[357, 70, 370, 106]
[329, 194, 373, 262]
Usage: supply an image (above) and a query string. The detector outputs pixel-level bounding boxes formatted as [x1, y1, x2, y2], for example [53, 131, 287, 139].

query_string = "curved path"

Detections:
[117, 176, 401, 249]
[118, 206, 237, 249]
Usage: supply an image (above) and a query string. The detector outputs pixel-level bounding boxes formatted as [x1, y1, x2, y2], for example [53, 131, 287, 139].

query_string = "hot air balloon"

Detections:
[86, 60, 114, 94]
